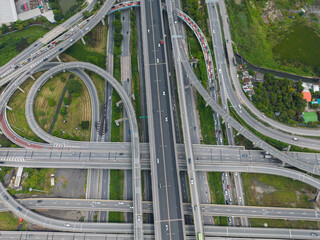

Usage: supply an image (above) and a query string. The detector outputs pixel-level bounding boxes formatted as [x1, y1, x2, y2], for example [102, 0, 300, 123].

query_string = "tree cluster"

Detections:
[49, 0, 84, 22]
[113, 11, 124, 50]
[252, 73, 307, 124]
[67, 79, 82, 97]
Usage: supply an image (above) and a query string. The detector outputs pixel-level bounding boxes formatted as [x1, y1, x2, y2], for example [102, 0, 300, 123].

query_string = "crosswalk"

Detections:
[0, 157, 25, 162]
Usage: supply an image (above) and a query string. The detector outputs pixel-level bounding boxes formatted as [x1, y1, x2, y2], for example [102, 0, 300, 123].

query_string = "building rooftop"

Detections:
[302, 91, 312, 102]
[0, 0, 18, 24]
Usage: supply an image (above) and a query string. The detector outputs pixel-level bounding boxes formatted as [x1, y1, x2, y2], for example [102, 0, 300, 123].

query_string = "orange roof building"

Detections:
[302, 91, 311, 102]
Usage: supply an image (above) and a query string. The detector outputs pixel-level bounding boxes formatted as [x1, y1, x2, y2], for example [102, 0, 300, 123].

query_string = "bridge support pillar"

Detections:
[17, 86, 25, 93]
[316, 190, 320, 202]
[116, 100, 123, 107]
[101, 18, 105, 26]
[56, 55, 61, 62]
[131, 94, 135, 101]
[286, 145, 291, 153]
[81, 37, 86, 45]
[115, 118, 128, 127]
[6, 105, 12, 111]
[30, 75, 35, 80]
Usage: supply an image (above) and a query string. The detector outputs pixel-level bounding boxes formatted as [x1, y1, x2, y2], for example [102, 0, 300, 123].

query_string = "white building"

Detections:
[312, 85, 319, 92]
[0, 0, 18, 25]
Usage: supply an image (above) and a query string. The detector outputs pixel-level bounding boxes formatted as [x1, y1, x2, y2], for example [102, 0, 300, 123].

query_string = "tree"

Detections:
[67, 79, 82, 96]
[60, 107, 67, 116]
[82, 10, 91, 19]
[47, 98, 56, 107]
[80, 120, 90, 130]
[248, 69, 255, 76]
[1, 24, 8, 34]
[63, 97, 71, 105]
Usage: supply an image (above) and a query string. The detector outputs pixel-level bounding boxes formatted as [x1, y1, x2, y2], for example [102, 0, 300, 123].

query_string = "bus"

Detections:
[233, 56, 237, 66]
[198, 233, 203, 240]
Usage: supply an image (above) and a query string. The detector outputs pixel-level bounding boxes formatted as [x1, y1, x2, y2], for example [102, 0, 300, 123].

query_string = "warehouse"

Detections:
[0, 0, 18, 25]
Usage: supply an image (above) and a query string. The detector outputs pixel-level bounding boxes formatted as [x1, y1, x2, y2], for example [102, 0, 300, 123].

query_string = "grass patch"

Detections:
[250, 218, 319, 229]
[0, 135, 16, 148]
[20, 168, 56, 194]
[109, 211, 125, 222]
[207, 172, 224, 204]
[7, 77, 43, 142]
[274, 25, 320, 70]
[109, 170, 124, 222]
[0, 212, 28, 230]
[226, 0, 320, 76]
[130, 10, 141, 136]
[34, 72, 70, 132]
[242, 173, 317, 208]
[109, 170, 124, 200]
[0, 26, 49, 66]
[197, 93, 216, 144]
[64, 22, 107, 69]
[52, 75, 91, 141]
[87, 71, 105, 108]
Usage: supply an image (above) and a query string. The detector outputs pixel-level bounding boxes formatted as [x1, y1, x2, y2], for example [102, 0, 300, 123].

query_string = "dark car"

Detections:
[241, 154, 248, 157]
[0, 161, 4, 164]
[37, 200, 43, 203]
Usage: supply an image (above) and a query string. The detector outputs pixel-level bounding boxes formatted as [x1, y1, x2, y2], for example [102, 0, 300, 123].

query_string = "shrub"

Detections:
[47, 98, 56, 107]
[63, 97, 71, 105]
[80, 120, 90, 130]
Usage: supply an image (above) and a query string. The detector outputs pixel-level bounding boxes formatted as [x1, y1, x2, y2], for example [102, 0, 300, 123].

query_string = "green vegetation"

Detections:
[52, 76, 91, 141]
[208, 172, 228, 226]
[274, 24, 320, 74]
[80, 120, 90, 130]
[0, 167, 13, 182]
[302, 112, 319, 123]
[65, 42, 105, 68]
[111, 12, 123, 142]
[182, 0, 210, 36]
[242, 173, 317, 208]
[229, 101, 320, 153]
[251, 218, 319, 229]
[109, 212, 125, 222]
[7, 77, 43, 142]
[109, 170, 124, 222]
[0, 26, 49, 66]
[87, 72, 105, 107]
[197, 94, 216, 144]
[207, 172, 224, 204]
[67, 79, 83, 97]
[109, 170, 124, 200]
[130, 10, 142, 135]
[0, 135, 16, 148]
[49, 0, 85, 21]
[226, 0, 320, 76]
[0, 212, 28, 230]
[64, 22, 107, 68]
[22, 168, 56, 194]
[252, 73, 306, 125]
[34, 72, 69, 132]
[113, 11, 123, 81]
